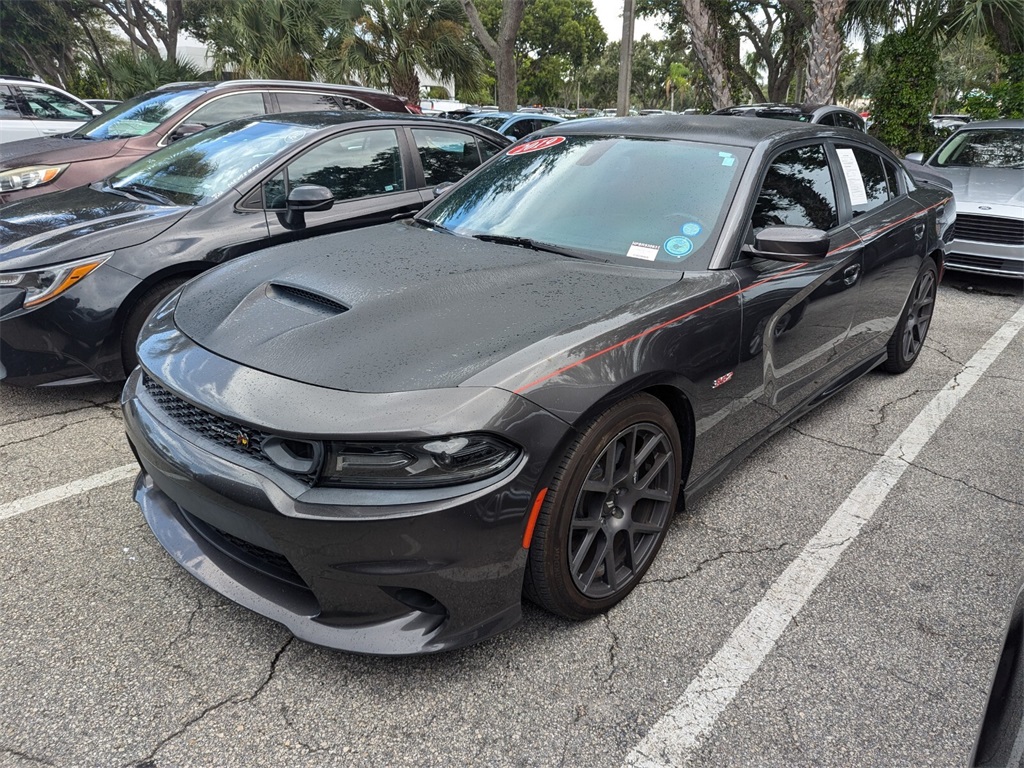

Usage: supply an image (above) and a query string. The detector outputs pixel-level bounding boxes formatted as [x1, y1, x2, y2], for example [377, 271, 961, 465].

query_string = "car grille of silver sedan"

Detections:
[953, 214, 1024, 245]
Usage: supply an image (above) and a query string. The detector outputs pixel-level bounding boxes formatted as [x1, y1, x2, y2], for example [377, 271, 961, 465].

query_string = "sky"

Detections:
[590, 0, 669, 43]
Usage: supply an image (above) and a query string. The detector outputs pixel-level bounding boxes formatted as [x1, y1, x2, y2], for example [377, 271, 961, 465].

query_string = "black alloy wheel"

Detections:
[883, 260, 937, 374]
[524, 394, 683, 619]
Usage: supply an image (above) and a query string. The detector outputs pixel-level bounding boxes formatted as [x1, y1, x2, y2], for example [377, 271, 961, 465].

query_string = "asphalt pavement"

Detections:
[1, 272, 1021, 767]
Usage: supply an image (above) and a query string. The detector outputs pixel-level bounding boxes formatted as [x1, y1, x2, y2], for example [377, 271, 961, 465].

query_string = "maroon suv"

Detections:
[0, 79, 419, 204]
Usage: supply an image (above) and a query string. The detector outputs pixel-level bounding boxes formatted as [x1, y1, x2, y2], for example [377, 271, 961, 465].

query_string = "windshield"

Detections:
[107, 118, 317, 206]
[73, 88, 207, 140]
[421, 134, 749, 269]
[933, 129, 1024, 169]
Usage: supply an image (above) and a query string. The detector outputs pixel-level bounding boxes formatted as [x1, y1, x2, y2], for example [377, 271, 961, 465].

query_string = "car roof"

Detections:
[950, 119, 1024, 130]
[151, 79, 402, 98]
[548, 114, 865, 148]
[242, 109, 511, 138]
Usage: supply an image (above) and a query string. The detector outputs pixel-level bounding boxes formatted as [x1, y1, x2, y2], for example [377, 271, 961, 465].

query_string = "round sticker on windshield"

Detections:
[681, 222, 702, 237]
[508, 136, 566, 156]
[664, 237, 693, 257]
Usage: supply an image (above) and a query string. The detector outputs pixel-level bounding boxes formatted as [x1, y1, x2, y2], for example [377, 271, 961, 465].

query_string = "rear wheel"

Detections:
[121, 277, 189, 377]
[882, 260, 937, 374]
[524, 394, 683, 619]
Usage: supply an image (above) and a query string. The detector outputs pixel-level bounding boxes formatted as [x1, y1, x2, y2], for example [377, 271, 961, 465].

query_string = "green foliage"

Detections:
[868, 29, 939, 155]
[105, 52, 205, 100]
[960, 82, 1024, 118]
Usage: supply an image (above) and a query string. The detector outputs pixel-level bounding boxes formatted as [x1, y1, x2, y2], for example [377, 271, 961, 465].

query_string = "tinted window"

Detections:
[16, 85, 94, 120]
[273, 128, 404, 206]
[0, 87, 22, 120]
[79, 89, 207, 139]
[275, 92, 343, 113]
[338, 96, 374, 111]
[836, 113, 863, 131]
[424, 135, 749, 269]
[187, 92, 267, 127]
[412, 128, 484, 185]
[109, 119, 317, 206]
[836, 145, 891, 216]
[468, 115, 506, 131]
[506, 119, 540, 139]
[753, 144, 838, 231]
[933, 129, 1024, 169]
[816, 113, 836, 126]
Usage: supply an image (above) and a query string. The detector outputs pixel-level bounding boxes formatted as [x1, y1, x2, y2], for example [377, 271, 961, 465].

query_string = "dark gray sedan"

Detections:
[123, 117, 954, 654]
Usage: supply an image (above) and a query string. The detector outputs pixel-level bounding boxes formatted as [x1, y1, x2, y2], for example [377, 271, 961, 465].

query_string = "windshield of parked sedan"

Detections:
[933, 129, 1024, 169]
[422, 135, 750, 269]
[107, 119, 317, 206]
[466, 115, 507, 131]
[72, 89, 207, 140]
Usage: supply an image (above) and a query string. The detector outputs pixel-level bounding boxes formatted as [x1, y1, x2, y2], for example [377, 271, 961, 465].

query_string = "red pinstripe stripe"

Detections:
[512, 197, 951, 395]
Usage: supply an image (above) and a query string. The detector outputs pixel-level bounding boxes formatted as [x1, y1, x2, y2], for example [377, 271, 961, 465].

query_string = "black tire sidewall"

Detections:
[884, 259, 937, 374]
[120, 277, 189, 376]
[527, 395, 683, 619]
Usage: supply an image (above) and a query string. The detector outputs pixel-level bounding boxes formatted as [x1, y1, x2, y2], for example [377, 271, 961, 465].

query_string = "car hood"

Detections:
[932, 166, 1024, 206]
[0, 185, 190, 271]
[0, 135, 127, 169]
[173, 222, 679, 392]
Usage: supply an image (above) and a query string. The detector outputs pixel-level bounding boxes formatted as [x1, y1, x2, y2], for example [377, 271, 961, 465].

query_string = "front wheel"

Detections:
[524, 394, 683, 619]
[882, 260, 937, 374]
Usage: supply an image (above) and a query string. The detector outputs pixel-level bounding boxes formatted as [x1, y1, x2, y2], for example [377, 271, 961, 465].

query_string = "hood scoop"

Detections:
[267, 283, 348, 316]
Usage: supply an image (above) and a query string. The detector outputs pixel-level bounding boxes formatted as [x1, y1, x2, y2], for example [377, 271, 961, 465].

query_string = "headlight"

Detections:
[0, 164, 69, 192]
[321, 434, 520, 488]
[0, 254, 111, 309]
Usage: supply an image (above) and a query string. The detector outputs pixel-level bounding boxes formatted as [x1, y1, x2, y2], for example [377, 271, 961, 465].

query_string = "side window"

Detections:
[882, 159, 902, 197]
[275, 92, 342, 113]
[752, 144, 838, 232]
[338, 96, 374, 111]
[411, 128, 483, 185]
[0, 87, 22, 120]
[506, 119, 537, 139]
[264, 128, 404, 208]
[837, 113, 863, 131]
[480, 139, 503, 159]
[836, 145, 891, 216]
[187, 92, 267, 127]
[16, 86, 94, 120]
[816, 112, 837, 126]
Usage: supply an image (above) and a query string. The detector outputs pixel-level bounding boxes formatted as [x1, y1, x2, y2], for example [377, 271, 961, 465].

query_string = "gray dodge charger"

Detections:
[122, 117, 954, 654]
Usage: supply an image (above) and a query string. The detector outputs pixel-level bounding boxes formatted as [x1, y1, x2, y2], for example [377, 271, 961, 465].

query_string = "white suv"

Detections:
[0, 77, 100, 145]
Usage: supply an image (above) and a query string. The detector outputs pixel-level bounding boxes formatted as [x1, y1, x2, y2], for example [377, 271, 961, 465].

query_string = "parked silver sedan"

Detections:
[906, 120, 1023, 279]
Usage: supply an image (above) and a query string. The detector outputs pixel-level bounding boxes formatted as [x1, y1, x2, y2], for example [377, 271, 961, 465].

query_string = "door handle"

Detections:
[843, 264, 861, 286]
[913, 223, 926, 240]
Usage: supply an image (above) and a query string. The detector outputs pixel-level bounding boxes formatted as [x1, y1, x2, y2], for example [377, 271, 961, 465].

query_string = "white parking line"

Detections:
[0, 463, 138, 522]
[625, 303, 1024, 767]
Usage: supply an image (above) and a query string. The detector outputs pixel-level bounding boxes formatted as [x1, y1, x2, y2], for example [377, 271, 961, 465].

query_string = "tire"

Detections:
[882, 260, 937, 374]
[121, 277, 190, 377]
[524, 394, 683, 619]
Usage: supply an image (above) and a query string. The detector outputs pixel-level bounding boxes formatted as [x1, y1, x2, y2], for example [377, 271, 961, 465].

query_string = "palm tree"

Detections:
[337, 0, 483, 104]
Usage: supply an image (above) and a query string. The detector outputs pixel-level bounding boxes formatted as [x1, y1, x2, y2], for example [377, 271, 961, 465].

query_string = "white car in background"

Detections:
[0, 77, 100, 145]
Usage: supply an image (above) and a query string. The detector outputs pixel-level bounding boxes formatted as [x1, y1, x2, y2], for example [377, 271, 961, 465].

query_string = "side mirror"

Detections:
[433, 181, 454, 198]
[750, 226, 830, 263]
[280, 184, 334, 230]
[169, 123, 206, 142]
[904, 152, 925, 164]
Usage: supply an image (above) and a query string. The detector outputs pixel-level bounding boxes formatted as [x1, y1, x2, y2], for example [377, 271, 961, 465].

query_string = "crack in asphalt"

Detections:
[0, 413, 111, 450]
[126, 636, 295, 768]
[645, 543, 791, 585]
[0, 747, 56, 766]
[868, 389, 940, 436]
[885, 668, 943, 701]
[557, 703, 588, 767]
[786, 425, 883, 458]
[602, 613, 620, 684]
[910, 463, 1024, 508]
[923, 341, 966, 368]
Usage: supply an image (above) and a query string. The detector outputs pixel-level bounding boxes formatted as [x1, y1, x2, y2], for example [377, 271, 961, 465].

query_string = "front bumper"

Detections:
[123, 362, 570, 654]
[945, 207, 1024, 279]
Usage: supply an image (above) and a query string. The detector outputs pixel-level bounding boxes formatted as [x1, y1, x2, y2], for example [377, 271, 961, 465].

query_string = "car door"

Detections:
[728, 141, 863, 436]
[0, 85, 36, 143]
[832, 142, 926, 351]
[256, 126, 423, 246]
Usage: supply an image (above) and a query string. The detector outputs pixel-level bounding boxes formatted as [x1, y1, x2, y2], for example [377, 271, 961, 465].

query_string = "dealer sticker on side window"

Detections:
[507, 136, 566, 156]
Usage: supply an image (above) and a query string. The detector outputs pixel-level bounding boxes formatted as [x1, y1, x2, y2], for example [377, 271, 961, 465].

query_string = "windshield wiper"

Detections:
[111, 183, 176, 206]
[472, 233, 592, 260]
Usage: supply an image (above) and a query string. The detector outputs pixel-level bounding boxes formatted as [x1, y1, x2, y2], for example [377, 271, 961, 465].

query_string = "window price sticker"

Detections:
[836, 148, 868, 206]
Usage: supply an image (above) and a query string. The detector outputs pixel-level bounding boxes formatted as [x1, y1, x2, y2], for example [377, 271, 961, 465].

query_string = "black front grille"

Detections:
[946, 253, 1024, 275]
[142, 375, 272, 465]
[181, 510, 311, 590]
[954, 214, 1024, 245]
